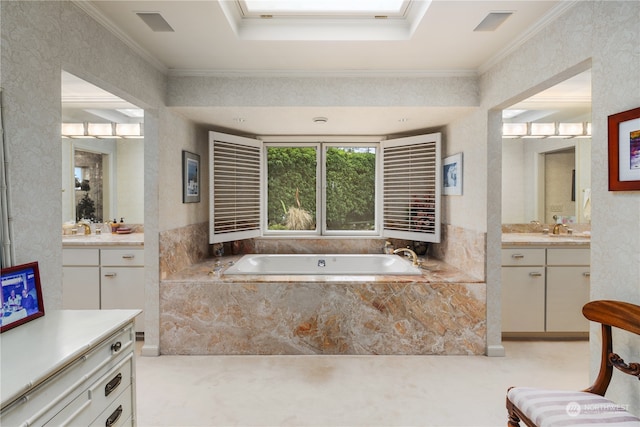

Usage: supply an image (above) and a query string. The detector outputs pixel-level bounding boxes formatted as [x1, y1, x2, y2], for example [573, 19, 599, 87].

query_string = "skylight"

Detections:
[220, 0, 429, 40]
[240, 0, 409, 18]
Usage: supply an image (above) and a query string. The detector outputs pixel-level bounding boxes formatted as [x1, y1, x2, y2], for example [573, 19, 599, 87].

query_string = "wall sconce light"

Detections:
[62, 122, 143, 139]
[115, 123, 143, 138]
[526, 122, 555, 138]
[502, 122, 527, 137]
[87, 123, 115, 138]
[503, 122, 592, 139]
[61, 123, 86, 138]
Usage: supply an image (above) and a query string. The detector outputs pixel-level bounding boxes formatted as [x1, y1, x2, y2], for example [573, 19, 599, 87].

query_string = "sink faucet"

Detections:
[76, 222, 91, 235]
[393, 247, 419, 266]
[552, 223, 567, 235]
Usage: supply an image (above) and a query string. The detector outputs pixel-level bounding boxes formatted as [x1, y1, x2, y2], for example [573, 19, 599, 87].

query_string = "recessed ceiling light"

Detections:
[313, 117, 328, 123]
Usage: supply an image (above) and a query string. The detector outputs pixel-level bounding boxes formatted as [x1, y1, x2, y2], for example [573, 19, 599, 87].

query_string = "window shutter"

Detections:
[381, 133, 441, 243]
[209, 132, 262, 243]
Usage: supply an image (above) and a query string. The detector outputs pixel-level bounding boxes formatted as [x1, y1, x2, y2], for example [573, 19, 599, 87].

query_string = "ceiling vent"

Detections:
[136, 12, 175, 32]
[474, 12, 513, 32]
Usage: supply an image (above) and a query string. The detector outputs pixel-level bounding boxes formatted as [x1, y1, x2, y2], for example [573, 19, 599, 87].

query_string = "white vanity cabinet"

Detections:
[546, 248, 590, 332]
[63, 244, 145, 333]
[62, 248, 101, 309]
[502, 244, 590, 335]
[101, 249, 145, 332]
[1, 310, 140, 427]
[501, 248, 546, 332]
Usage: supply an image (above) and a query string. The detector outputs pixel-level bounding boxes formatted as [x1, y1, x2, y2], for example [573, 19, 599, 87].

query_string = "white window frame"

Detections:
[321, 142, 380, 237]
[210, 132, 441, 243]
[262, 142, 321, 237]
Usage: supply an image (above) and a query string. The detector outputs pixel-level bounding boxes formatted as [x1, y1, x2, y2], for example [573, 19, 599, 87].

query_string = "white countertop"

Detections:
[62, 232, 144, 247]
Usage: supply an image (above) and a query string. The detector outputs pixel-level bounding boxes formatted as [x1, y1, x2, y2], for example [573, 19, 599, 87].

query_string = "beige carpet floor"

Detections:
[135, 340, 590, 427]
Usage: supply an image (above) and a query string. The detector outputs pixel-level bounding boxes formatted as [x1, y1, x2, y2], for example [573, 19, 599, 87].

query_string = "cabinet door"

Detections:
[63, 266, 100, 309]
[101, 267, 145, 332]
[502, 267, 545, 332]
[546, 266, 590, 332]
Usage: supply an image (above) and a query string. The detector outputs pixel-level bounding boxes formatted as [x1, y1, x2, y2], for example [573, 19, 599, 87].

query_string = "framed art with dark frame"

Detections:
[443, 152, 463, 196]
[608, 106, 640, 191]
[182, 150, 201, 203]
[1, 262, 45, 333]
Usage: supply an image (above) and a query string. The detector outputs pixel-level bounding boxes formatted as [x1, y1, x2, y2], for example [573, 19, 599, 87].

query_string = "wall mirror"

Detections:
[61, 71, 144, 226]
[502, 69, 592, 225]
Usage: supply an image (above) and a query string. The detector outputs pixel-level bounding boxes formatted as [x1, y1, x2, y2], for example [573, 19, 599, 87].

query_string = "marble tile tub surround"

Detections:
[431, 224, 485, 281]
[160, 257, 486, 355]
[160, 222, 210, 279]
[159, 223, 487, 281]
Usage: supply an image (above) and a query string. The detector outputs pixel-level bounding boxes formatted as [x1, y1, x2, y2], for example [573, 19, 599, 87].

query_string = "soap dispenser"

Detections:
[384, 241, 394, 254]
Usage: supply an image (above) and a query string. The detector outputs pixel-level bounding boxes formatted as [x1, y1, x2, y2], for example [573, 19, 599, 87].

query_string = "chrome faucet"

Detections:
[552, 223, 566, 235]
[393, 247, 419, 266]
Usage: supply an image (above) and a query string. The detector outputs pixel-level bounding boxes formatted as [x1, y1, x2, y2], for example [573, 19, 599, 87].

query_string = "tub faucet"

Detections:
[393, 247, 418, 266]
[552, 223, 567, 235]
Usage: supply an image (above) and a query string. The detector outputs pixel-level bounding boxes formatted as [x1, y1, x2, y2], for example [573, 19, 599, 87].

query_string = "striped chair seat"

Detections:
[507, 387, 640, 427]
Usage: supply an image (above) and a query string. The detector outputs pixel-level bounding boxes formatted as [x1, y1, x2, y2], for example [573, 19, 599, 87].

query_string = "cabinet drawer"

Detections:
[546, 248, 590, 266]
[501, 248, 545, 266]
[43, 356, 132, 427]
[1, 325, 134, 426]
[89, 385, 133, 427]
[63, 248, 99, 266]
[101, 249, 144, 267]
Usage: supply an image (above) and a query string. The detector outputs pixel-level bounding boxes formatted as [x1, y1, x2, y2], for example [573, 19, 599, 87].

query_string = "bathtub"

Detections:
[224, 254, 422, 275]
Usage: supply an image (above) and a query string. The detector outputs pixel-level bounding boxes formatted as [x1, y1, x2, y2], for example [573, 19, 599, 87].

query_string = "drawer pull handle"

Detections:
[583, 272, 591, 277]
[104, 273, 117, 278]
[529, 272, 543, 277]
[105, 404, 123, 427]
[511, 254, 525, 259]
[105, 373, 122, 397]
[122, 254, 135, 260]
[111, 341, 122, 353]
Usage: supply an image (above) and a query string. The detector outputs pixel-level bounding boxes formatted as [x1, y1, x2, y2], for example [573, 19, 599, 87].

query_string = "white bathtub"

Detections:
[224, 254, 422, 275]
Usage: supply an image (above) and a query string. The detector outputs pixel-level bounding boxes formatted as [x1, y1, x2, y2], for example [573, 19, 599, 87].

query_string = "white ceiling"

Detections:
[63, 0, 591, 135]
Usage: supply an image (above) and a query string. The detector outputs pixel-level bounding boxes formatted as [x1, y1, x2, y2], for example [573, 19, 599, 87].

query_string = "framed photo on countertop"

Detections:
[1, 262, 45, 333]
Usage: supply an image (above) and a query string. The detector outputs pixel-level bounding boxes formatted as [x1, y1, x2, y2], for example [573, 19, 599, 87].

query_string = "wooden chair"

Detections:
[506, 300, 640, 427]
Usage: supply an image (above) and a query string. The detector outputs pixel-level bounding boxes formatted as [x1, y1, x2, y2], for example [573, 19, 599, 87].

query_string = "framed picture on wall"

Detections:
[608, 106, 640, 191]
[443, 152, 463, 196]
[182, 150, 200, 203]
[1, 262, 45, 333]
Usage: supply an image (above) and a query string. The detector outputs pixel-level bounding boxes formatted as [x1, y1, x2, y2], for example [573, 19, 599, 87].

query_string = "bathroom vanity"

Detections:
[62, 233, 145, 332]
[501, 233, 590, 336]
[0, 310, 140, 427]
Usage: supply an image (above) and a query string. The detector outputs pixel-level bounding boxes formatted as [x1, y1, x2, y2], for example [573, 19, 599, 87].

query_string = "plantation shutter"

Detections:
[381, 133, 441, 243]
[209, 131, 262, 243]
